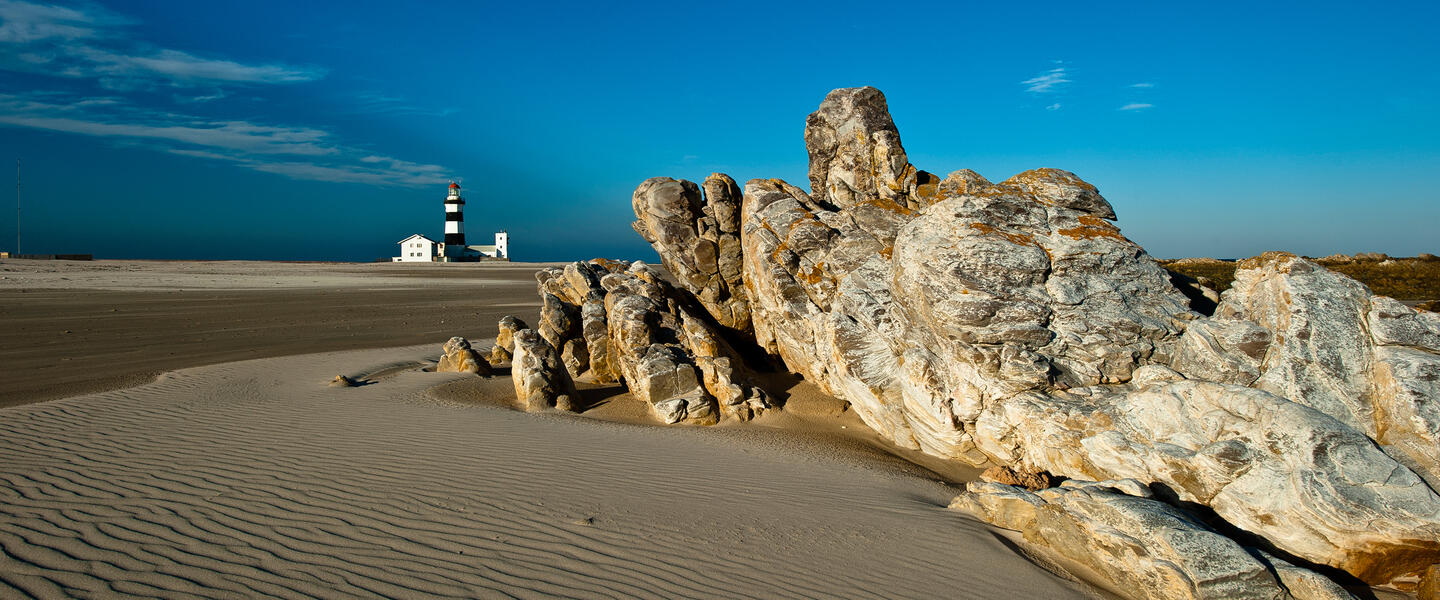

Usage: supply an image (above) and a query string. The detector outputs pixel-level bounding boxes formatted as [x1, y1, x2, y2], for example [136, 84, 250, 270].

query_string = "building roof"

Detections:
[449, 182, 461, 189]
[397, 233, 437, 245]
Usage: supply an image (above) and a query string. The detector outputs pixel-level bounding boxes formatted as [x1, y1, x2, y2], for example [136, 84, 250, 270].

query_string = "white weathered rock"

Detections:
[1255, 551, 1359, 600]
[1187, 252, 1440, 492]
[973, 380, 1440, 584]
[951, 481, 1291, 600]
[804, 86, 916, 211]
[630, 86, 1440, 586]
[1171, 318, 1270, 385]
[510, 329, 577, 412]
[1217, 253, 1377, 434]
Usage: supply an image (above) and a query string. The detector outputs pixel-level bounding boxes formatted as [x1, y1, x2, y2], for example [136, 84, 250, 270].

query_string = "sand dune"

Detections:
[0, 343, 1098, 599]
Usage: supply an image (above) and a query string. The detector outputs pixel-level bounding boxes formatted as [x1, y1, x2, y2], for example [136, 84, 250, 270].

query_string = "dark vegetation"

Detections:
[1160, 254, 1440, 309]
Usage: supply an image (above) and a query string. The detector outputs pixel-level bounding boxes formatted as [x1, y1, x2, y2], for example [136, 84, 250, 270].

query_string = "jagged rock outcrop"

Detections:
[526, 259, 771, 425]
[951, 481, 1347, 600]
[631, 174, 750, 334]
[598, 85, 1440, 586]
[739, 87, 1192, 466]
[510, 329, 576, 412]
[437, 337, 491, 375]
[973, 379, 1440, 584]
[1173, 252, 1440, 491]
[804, 86, 919, 211]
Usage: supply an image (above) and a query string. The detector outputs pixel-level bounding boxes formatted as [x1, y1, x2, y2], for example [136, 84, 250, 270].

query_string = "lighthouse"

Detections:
[443, 182, 465, 257]
[394, 182, 509, 262]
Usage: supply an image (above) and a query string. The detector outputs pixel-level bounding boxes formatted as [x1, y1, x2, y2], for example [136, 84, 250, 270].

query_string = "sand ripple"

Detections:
[0, 345, 1093, 599]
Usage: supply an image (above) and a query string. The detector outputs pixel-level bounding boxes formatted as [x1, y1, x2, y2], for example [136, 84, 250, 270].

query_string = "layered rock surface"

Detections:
[631, 174, 750, 334]
[1178, 252, 1440, 491]
[524, 259, 771, 425]
[951, 481, 1355, 600]
[550, 85, 1440, 588]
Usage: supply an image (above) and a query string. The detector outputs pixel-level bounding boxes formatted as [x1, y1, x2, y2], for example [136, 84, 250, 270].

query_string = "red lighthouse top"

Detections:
[449, 182, 460, 189]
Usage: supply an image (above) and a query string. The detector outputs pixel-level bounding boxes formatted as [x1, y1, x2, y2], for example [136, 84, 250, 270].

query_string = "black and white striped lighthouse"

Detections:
[443, 182, 465, 253]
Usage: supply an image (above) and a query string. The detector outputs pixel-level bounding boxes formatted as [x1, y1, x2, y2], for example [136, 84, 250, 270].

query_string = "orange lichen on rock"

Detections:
[1057, 217, 1129, 243]
[795, 262, 827, 286]
[912, 170, 942, 203]
[858, 197, 916, 217]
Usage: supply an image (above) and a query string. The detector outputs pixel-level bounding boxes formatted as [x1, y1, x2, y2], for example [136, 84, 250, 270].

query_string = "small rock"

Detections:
[496, 315, 528, 352]
[437, 336, 491, 376]
[328, 375, 356, 387]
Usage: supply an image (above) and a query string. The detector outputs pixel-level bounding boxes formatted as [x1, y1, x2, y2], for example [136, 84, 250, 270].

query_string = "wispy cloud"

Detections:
[1119, 103, 1153, 111]
[0, 0, 119, 43]
[1045, 103, 1061, 111]
[0, 92, 450, 186]
[1022, 67, 1070, 93]
[0, 0, 323, 87]
[1128, 82, 1154, 88]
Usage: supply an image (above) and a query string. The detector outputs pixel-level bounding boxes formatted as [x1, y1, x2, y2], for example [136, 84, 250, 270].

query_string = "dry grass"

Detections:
[1159, 255, 1440, 305]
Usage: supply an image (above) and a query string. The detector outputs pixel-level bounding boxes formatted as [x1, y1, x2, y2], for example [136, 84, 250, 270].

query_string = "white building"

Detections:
[463, 231, 509, 260]
[392, 183, 510, 262]
[393, 234, 438, 262]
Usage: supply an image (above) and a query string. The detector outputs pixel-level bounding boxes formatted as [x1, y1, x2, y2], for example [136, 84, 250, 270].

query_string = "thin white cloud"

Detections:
[0, 0, 116, 43]
[74, 46, 323, 84]
[1128, 82, 1154, 88]
[0, 0, 322, 87]
[0, 92, 450, 186]
[1046, 103, 1062, 111]
[1119, 103, 1154, 111]
[1022, 67, 1070, 93]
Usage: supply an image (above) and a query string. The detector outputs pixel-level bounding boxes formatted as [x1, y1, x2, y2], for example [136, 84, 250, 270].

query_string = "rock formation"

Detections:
[528, 259, 771, 425]
[972, 379, 1440, 584]
[1187, 252, 1440, 491]
[486, 315, 529, 365]
[518, 85, 1440, 591]
[951, 481, 1356, 600]
[510, 329, 576, 412]
[631, 175, 750, 334]
[436, 337, 490, 376]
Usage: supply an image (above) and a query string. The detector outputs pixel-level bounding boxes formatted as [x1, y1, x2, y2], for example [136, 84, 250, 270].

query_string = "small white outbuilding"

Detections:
[393, 234, 438, 262]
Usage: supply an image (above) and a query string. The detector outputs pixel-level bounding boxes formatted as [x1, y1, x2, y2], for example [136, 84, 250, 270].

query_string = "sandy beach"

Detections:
[0, 259, 1099, 599]
[0, 259, 556, 405]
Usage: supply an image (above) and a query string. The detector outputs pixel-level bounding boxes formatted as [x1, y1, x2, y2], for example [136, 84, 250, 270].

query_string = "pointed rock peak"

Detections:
[804, 86, 916, 210]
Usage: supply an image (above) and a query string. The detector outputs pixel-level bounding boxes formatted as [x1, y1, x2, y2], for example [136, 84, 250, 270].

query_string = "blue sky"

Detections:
[0, 0, 1436, 262]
